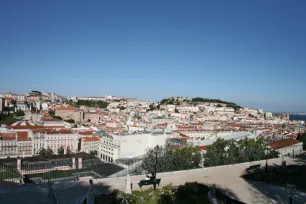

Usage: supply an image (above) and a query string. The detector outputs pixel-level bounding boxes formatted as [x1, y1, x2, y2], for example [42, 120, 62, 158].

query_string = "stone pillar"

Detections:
[78, 157, 82, 169]
[125, 174, 132, 194]
[17, 158, 21, 171]
[72, 158, 76, 169]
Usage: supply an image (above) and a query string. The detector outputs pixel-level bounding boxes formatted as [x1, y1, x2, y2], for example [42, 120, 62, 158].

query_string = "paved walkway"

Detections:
[1, 157, 306, 204]
[0, 184, 53, 204]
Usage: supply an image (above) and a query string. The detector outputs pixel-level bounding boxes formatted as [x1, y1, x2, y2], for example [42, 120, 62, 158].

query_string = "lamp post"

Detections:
[153, 146, 158, 190]
[87, 179, 94, 204]
[265, 145, 269, 174]
[285, 183, 296, 204]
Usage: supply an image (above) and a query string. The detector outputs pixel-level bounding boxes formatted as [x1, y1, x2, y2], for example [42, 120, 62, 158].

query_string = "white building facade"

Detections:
[99, 131, 172, 163]
[32, 130, 80, 154]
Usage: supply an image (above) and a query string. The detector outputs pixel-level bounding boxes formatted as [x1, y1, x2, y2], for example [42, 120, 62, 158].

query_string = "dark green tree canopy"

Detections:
[15, 109, 25, 117]
[297, 132, 306, 150]
[30, 90, 42, 96]
[159, 97, 242, 110]
[76, 100, 109, 109]
[57, 146, 64, 155]
[204, 138, 279, 167]
[139, 146, 201, 174]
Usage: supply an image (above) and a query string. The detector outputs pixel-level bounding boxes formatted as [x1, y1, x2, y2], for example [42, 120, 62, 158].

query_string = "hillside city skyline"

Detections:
[0, 89, 305, 113]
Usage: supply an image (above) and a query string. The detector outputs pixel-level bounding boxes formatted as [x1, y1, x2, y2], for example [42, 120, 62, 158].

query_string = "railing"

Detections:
[108, 160, 142, 178]
[0, 165, 23, 187]
[0, 147, 304, 188]
[108, 147, 304, 178]
[0, 158, 124, 187]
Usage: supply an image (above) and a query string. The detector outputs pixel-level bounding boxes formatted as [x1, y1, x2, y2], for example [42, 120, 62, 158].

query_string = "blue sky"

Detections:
[0, 0, 305, 112]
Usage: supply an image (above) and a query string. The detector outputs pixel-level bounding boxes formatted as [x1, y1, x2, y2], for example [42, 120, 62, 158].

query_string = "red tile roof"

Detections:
[32, 129, 73, 134]
[200, 145, 208, 151]
[17, 132, 31, 141]
[83, 136, 100, 142]
[0, 132, 16, 141]
[268, 139, 302, 150]
[16, 131, 28, 138]
[157, 123, 168, 126]
[8, 121, 42, 130]
[41, 126, 65, 128]
[79, 131, 94, 135]
[56, 107, 77, 111]
[228, 123, 240, 127]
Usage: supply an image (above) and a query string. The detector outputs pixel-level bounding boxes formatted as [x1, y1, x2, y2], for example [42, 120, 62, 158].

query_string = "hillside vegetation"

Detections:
[160, 97, 242, 110]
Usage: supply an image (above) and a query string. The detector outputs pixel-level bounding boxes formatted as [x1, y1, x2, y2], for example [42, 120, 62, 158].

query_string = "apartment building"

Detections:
[81, 136, 100, 154]
[84, 112, 100, 123]
[99, 130, 172, 163]
[32, 129, 80, 154]
[16, 132, 32, 156]
[0, 132, 17, 156]
[55, 107, 84, 123]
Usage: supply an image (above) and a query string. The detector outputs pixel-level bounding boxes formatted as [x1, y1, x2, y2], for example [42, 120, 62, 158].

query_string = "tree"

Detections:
[65, 119, 75, 123]
[119, 106, 126, 110]
[76, 100, 109, 109]
[216, 104, 223, 107]
[73, 124, 78, 128]
[38, 147, 47, 157]
[46, 147, 54, 158]
[139, 146, 201, 174]
[175, 108, 179, 113]
[58, 146, 64, 156]
[39, 147, 54, 158]
[282, 123, 286, 129]
[30, 90, 42, 96]
[15, 110, 25, 117]
[0, 112, 17, 125]
[160, 99, 169, 104]
[53, 116, 62, 120]
[204, 138, 279, 167]
[148, 104, 156, 112]
[31, 107, 37, 113]
[48, 110, 55, 116]
[11, 99, 16, 105]
[297, 132, 306, 150]
[66, 147, 71, 154]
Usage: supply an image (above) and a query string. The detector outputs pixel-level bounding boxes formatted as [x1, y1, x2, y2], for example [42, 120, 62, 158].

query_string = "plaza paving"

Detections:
[1, 157, 306, 204]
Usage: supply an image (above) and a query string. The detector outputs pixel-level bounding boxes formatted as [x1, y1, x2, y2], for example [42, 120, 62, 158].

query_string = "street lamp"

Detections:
[265, 146, 270, 174]
[285, 183, 296, 204]
[153, 145, 159, 190]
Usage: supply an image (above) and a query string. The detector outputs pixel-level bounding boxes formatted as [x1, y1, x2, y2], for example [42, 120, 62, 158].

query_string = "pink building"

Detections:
[55, 107, 83, 123]
[84, 112, 100, 124]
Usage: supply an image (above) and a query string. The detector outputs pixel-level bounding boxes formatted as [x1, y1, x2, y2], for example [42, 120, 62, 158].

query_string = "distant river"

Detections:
[290, 114, 306, 121]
